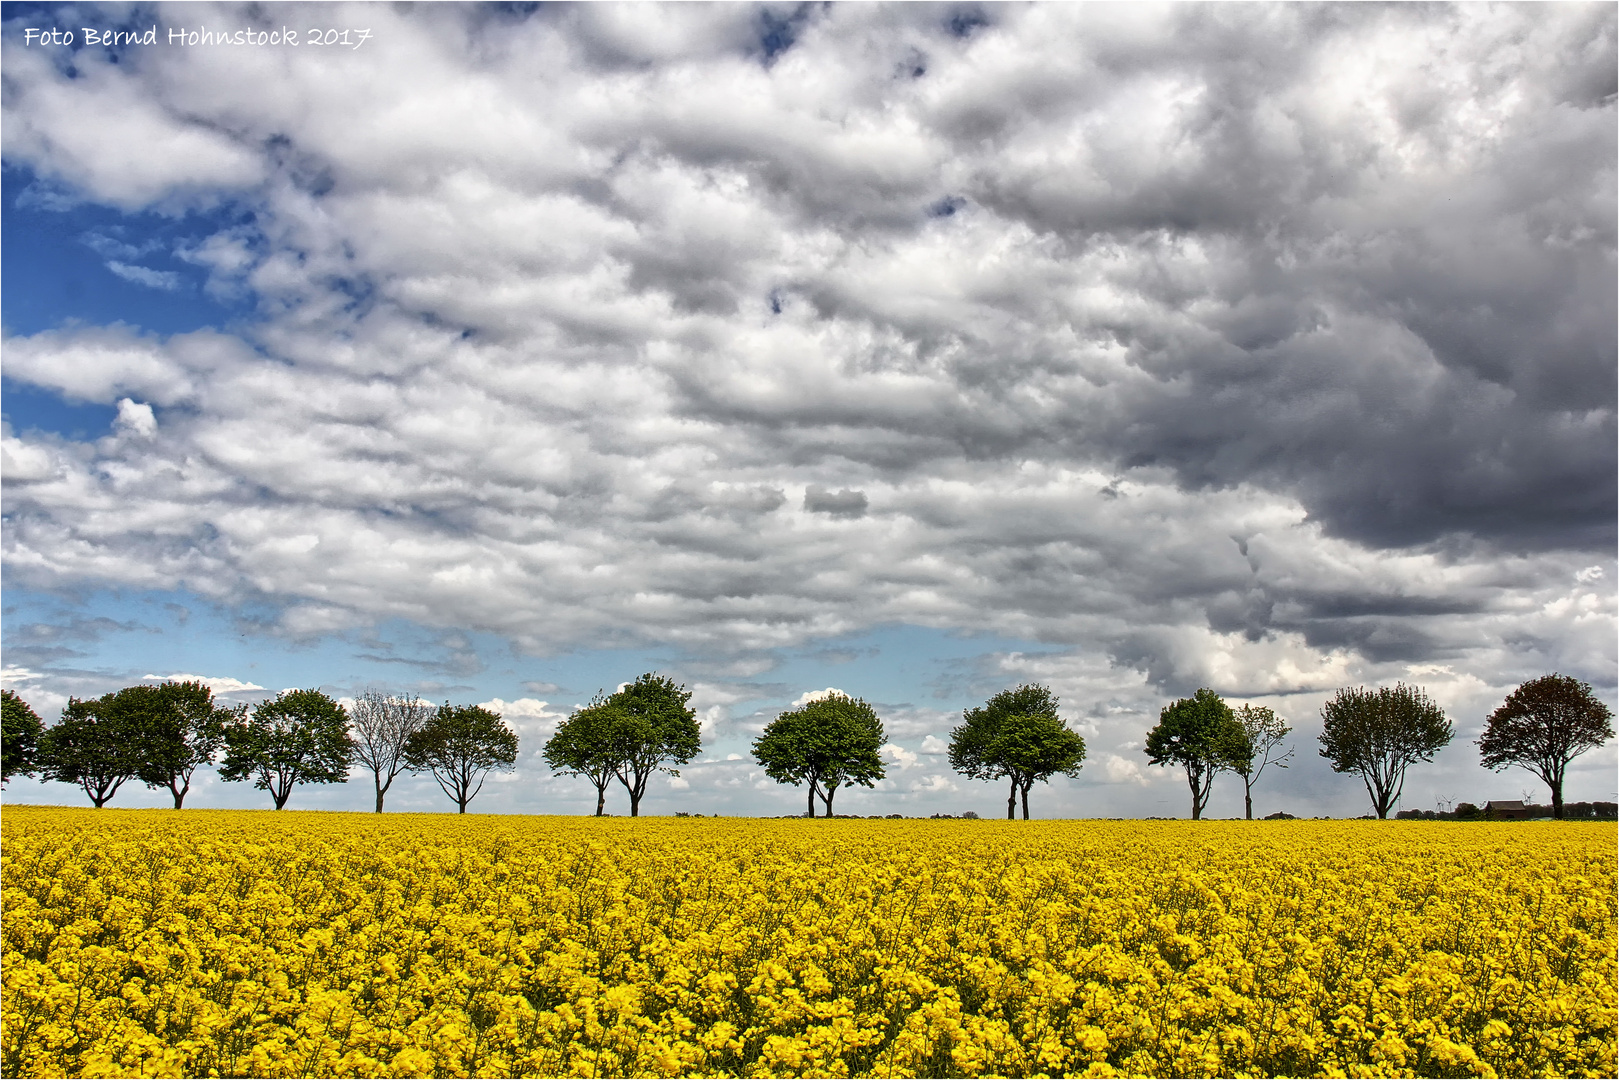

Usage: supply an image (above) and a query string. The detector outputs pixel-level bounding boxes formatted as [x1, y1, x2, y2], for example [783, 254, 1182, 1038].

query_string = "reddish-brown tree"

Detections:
[1479, 674, 1613, 820]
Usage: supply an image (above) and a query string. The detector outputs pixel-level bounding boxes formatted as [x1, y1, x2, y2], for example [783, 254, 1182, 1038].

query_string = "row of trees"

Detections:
[4, 672, 1611, 820]
[551, 680, 1088, 820]
[0, 684, 519, 812]
[1144, 675, 1613, 820]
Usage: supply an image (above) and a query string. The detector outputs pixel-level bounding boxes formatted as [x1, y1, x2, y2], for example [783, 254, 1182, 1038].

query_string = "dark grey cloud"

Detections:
[804, 486, 868, 518]
[1, 614, 144, 668]
[6, 614, 140, 645]
[582, 2, 1616, 553]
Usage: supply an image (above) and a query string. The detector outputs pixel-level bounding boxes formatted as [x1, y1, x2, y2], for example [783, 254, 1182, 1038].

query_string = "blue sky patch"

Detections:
[2, 165, 256, 337]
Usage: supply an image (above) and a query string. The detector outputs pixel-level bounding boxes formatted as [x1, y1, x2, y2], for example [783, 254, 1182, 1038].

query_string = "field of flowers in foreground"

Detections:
[2, 811, 1614, 1080]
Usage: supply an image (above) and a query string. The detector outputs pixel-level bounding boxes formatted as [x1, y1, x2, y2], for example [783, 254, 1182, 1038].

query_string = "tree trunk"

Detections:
[1188, 769, 1203, 820]
[630, 785, 642, 817]
[595, 784, 606, 816]
[1007, 777, 1017, 819]
[1020, 782, 1030, 820]
[273, 787, 291, 810]
[1551, 778, 1565, 820]
[822, 784, 836, 817]
[1244, 779, 1253, 821]
[86, 777, 125, 807]
[807, 784, 816, 818]
[1371, 780, 1392, 819]
[375, 782, 385, 813]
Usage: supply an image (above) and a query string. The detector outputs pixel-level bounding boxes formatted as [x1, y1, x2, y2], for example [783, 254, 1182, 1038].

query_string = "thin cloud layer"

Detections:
[2, 1, 1614, 729]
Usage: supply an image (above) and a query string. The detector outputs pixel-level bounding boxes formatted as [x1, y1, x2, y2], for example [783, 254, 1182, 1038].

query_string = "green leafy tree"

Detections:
[602, 673, 701, 817]
[350, 690, 433, 812]
[1145, 688, 1245, 820]
[134, 680, 239, 808]
[949, 684, 1087, 820]
[2, 689, 44, 785]
[1318, 683, 1452, 819]
[404, 703, 519, 813]
[753, 692, 887, 817]
[36, 693, 144, 807]
[1230, 703, 1294, 820]
[1479, 674, 1614, 820]
[218, 689, 354, 809]
[543, 699, 625, 816]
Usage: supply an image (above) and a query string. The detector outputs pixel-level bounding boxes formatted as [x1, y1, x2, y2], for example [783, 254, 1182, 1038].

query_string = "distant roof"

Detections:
[1485, 800, 1526, 809]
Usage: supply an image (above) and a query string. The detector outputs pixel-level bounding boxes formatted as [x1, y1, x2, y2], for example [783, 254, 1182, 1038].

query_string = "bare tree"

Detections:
[1231, 704, 1294, 820]
[350, 690, 432, 812]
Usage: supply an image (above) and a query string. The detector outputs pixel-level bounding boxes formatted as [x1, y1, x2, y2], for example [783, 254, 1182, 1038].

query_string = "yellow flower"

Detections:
[3, 810, 1614, 1078]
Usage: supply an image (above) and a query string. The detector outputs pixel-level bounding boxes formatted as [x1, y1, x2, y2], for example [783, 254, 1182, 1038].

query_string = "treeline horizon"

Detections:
[6, 803, 1616, 821]
[2, 670, 1612, 821]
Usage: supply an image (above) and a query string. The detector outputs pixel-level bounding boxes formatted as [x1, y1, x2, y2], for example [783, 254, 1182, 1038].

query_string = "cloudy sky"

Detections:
[3, 2, 1614, 819]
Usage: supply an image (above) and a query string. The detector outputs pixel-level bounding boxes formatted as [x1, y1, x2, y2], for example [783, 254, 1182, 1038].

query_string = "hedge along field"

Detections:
[2, 810, 1614, 1079]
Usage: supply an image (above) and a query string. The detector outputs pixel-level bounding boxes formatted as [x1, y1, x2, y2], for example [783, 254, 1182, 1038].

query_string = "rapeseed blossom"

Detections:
[2, 809, 1613, 1078]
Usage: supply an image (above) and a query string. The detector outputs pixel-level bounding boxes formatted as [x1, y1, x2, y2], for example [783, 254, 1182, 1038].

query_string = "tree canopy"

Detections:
[949, 683, 1086, 820]
[1318, 683, 1451, 819]
[1479, 674, 1614, 820]
[544, 700, 628, 816]
[36, 692, 145, 807]
[404, 703, 519, 813]
[600, 673, 701, 817]
[132, 680, 238, 808]
[218, 689, 354, 809]
[753, 692, 886, 817]
[2, 689, 43, 786]
[1144, 688, 1244, 820]
[350, 691, 433, 812]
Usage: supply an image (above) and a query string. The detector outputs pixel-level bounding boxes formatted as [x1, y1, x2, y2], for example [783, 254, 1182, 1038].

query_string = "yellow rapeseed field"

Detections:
[1, 809, 1613, 1079]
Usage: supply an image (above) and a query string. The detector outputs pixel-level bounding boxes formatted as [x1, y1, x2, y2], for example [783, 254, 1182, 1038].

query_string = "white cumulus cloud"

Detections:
[143, 673, 265, 695]
[882, 743, 920, 771]
[113, 399, 157, 439]
[791, 687, 846, 708]
[1103, 754, 1150, 786]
